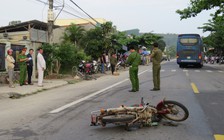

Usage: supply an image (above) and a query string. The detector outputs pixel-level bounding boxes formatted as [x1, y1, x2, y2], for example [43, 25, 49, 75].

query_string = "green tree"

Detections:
[42, 43, 56, 75]
[43, 42, 90, 75]
[63, 24, 85, 48]
[101, 22, 116, 52]
[57, 42, 89, 72]
[199, 15, 224, 52]
[83, 27, 104, 59]
[158, 40, 166, 52]
[138, 33, 162, 48]
[83, 22, 118, 59]
[111, 31, 128, 52]
[176, 0, 224, 20]
[166, 46, 176, 58]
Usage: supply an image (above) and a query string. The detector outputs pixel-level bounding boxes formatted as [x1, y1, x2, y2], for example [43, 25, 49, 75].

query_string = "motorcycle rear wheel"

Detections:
[102, 114, 135, 123]
[162, 101, 189, 122]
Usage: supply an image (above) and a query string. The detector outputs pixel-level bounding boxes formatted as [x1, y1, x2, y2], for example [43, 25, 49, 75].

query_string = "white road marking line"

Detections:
[195, 70, 200, 72]
[50, 70, 148, 114]
[171, 69, 176, 72]
[161, 69, 165, 72]
[186, 71, 189, 77]
[183, 69, 188, 72]
[206, 70, 213, 73]
[218, 71, 223, 73]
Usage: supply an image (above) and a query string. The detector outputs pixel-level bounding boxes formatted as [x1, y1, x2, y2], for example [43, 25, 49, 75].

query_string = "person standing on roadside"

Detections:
[150, 42, 162, 91]
[126, 45, 141, 92]
[6, 49, 15, 88]
[18, 47, 28, 86]
[110, 53, 117, 75]
[100, 53, 106, 73]
[27, 49, 34, 85]
[37, 47, 46, 87]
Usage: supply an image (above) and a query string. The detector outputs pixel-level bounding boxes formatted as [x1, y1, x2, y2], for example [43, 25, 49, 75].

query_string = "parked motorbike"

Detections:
[210, 60, 214, 64]
[116, 60, 122, 70]
[90, 98, 189, 130]
[78, 60, 85, 73]
[92, 60, 100, 74]
[219, 56, 224, 64]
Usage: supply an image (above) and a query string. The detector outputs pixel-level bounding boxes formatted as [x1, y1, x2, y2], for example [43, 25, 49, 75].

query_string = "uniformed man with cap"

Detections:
[18, 47, 28, 86]
[126, 45, 141, 92]
[150, 42, 162, 91]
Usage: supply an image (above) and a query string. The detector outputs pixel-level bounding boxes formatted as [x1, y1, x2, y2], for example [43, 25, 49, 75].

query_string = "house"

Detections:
[0, 18, 106, 83]
[53, 18, 107, 43]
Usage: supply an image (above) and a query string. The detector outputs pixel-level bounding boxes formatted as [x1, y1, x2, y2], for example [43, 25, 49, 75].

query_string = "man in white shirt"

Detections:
[37, 47, 46, 87]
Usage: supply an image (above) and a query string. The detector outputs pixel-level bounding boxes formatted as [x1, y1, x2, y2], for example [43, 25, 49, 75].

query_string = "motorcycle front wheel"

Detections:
[162, 101, 189, 122]
[102, 114, 135, 123]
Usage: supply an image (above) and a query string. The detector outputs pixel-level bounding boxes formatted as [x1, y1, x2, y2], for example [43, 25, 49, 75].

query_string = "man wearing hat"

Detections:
[6, 49, 15, 88]
[18, 47, 28, 86]
[126, 45, 141, 92]
[150, 42, 162, 91]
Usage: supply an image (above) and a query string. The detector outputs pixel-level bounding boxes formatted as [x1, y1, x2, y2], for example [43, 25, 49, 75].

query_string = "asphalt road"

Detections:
[0, 60, 223, 140]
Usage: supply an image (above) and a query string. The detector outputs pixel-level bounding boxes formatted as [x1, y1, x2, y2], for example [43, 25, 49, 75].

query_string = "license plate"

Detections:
[187, 56, 191, 59]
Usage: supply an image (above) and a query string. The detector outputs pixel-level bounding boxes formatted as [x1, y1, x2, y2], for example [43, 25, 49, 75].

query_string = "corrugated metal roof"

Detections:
[0, 20, 60, 33]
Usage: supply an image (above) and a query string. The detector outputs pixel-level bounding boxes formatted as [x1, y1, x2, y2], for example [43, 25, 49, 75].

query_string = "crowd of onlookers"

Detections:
[204, 55, 224, 64]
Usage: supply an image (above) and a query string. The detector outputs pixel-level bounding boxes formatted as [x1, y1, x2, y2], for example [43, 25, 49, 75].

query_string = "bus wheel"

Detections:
[196, 64, 202, 68]
[179, 65, 183, 68]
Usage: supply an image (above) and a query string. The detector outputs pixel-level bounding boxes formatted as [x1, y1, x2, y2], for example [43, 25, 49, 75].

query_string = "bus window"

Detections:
[180, 38, 198, 46]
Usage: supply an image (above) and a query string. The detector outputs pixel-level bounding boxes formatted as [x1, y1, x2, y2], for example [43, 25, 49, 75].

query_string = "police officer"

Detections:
[150, 42, 162, 91]
[18, 48, 28, 86]
[126, 45, 141, 92]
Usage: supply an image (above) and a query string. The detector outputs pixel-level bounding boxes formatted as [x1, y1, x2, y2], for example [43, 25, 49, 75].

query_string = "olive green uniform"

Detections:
[18, 54, 27, 85]
[151, 48, 162, 90]
[126, 51, 141, 91]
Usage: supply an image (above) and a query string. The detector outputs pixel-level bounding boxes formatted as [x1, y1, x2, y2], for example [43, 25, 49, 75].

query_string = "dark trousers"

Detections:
[27, 66, 33, 84]
[111, 64, 115, 74]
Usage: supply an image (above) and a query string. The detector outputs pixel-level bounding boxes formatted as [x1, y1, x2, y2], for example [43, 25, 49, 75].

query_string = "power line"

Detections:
[33, 0, 97, 26]
[61, 9, 96, 27]
[69, 0, 100, 25]
[55, 0, 87, 17]
[33, 0, 48, 5]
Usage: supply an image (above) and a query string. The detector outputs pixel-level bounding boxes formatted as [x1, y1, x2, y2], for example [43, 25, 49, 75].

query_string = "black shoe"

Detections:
[129, 90, 137, 92]
[20, 84, 23, 86]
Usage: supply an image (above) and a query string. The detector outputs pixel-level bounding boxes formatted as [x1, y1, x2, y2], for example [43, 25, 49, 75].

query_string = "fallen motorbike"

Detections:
[90, 98, 189, 130]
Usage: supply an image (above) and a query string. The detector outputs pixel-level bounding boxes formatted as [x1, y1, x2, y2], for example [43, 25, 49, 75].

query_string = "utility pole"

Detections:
[48, 0, 54, 75]
[48, 0, 54, 44]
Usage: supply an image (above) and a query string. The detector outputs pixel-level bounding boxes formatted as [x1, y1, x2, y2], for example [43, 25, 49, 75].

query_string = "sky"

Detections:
[0, 0, 215, 36]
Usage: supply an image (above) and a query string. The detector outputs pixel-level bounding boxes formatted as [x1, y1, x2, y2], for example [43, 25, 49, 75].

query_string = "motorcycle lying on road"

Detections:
[90, 98, 189, 130]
